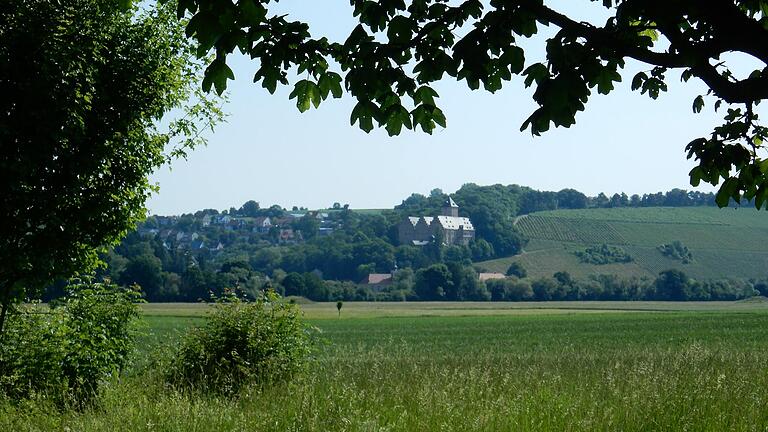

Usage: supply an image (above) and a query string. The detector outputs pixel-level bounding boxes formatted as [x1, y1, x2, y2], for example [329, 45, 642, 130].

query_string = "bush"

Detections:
[658, 240, 694, 263]
[506, 262, 527, 278]
[0, 278, 140, 404]
[575, 244, 633, 264]
[165, 291, 314, 395]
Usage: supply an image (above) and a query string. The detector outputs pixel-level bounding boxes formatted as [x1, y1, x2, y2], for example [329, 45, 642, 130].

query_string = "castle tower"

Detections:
[442, 197, 459, 217]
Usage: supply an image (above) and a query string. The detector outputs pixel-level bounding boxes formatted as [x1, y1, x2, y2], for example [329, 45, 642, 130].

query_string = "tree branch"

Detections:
[516, 0, 768, 103]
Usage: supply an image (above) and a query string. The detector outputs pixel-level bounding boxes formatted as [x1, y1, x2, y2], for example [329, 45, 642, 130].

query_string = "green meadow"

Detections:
[480, 207, 768, 279]
[4, 301, 768, 431]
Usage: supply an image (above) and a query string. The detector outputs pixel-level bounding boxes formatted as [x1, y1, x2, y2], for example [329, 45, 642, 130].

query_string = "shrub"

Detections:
[165, 291, 314, 395]
[575, 244, 633, 264]
[0, 278, 140, 404]
[506, 262, 527, 278]
[658, 240, 694, 263]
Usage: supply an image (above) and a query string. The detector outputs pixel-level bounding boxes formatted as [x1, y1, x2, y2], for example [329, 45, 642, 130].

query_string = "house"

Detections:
[175, 232, 199, 243]
[360, 273, 396, 292]
[362, 273, 393, 285]
[137, 228, 159, 238]
[156, 216, 178, 227]
[279, 228, 301, 243]
[478, 273, 506, 282]
[398, 198, 475, 246]
[253, 216, 272, 233]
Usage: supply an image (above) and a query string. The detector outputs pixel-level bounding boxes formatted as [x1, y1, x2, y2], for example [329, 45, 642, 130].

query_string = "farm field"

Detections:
[4, 301, 768, 431]
[141, 299, 768, 318]
[481, 207, 768, 279]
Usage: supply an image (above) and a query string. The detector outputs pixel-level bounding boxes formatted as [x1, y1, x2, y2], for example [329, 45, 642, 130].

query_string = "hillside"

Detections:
[478, 207, 768, 280]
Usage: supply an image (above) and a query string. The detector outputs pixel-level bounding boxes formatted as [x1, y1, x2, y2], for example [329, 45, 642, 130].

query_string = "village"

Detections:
[136, 209, 338, 251]
[132, 198, 508, 287]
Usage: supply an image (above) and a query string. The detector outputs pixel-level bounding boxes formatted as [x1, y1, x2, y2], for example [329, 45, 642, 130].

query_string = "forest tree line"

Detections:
[49, 184, 739, 302]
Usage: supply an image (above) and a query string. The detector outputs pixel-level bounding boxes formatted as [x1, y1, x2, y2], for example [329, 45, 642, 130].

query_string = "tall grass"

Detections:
[3, 312, 768, 431]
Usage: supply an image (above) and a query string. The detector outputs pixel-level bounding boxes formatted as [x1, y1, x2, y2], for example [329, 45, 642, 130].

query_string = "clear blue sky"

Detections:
[147, 1, 753, 216]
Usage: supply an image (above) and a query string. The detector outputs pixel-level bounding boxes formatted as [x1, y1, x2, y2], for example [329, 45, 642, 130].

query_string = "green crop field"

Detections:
[480, 207, 768, 279]
[5, 302, 768, 431]
[351, 208, 387, 215]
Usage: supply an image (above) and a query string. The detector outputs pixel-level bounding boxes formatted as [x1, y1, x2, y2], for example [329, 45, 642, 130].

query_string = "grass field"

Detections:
[480, 207, 768, 279]
[4, 301, 768, 431]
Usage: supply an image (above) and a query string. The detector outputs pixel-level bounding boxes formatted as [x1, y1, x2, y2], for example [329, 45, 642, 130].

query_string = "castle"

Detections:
[398, 198, 475, 246]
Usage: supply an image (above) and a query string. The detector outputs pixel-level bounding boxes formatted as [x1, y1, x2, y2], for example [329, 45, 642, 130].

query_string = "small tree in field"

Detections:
[336, 301, 343, 317]
[166, 291, 315, 395]
[506, 262, 528, 278]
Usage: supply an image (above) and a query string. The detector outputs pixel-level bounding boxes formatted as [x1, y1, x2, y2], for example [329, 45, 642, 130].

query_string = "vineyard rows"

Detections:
[518, 216, 627, 245]
[535, 207, 768, 227]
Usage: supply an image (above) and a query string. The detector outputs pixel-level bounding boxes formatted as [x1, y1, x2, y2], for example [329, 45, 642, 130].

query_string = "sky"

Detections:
[146, 1, 753, 216]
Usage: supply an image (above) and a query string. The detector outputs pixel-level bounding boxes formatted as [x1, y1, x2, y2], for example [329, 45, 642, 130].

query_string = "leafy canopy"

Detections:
[179, 0, 768, 207]
[0, 0, 223, 322]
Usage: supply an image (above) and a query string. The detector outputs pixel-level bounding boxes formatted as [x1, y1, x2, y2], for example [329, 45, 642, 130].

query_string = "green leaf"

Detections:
[413, 86, 439, 105]
[203, 59, 235, 95]
[500, 46, 525, 75]
[350, 101, 378, 133]
[689, 166, 703, 187]
[412, 105, 437, 134]
[289, 80, 320, 113]
[239, 0, 267, 26]
[309, 83, 321, 109]
[715, 188, 731, 207]
[595, 68, 621, 95]
[385, 105, 412, 136]
[523, 64, 548, 88]
[387, 15, 414, 44]
[755, 188, 767, 209]
[638, 28, 659, 42]
[631, 72, 647, 91]
[692, 95, 705, 113]
[716, 178, 739, 207]
[432, 106, 446, 128]
[318, 72, 343, 99]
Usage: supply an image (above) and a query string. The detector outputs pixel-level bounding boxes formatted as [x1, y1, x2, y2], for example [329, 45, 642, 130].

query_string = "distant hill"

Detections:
[478, 207, 768, 280]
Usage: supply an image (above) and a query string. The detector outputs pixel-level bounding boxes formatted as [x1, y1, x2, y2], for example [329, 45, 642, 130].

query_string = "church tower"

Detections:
[442, 197, 459, 217]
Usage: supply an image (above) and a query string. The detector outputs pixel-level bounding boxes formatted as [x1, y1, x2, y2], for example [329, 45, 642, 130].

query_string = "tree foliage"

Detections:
[165, 291, 314, 395]
[180, 0, 768, 207]
[0, 279, 140, 404]
[0, 0, 223, 333]
[575, 244, 633, 265]
[658, 240, 695, 264]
